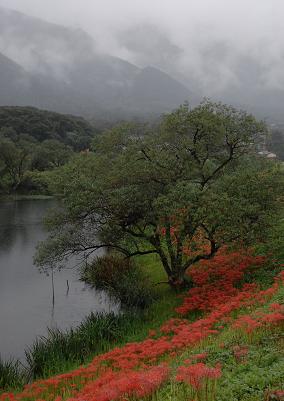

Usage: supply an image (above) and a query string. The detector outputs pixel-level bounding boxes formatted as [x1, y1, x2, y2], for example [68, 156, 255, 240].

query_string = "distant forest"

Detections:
[0, 105, 283, 195]
[0, 106, 99, 194]
[0, 107, 97, 150]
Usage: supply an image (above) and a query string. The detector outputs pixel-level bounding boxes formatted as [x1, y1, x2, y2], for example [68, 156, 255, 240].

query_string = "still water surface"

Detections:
[0, 199, 118, 361]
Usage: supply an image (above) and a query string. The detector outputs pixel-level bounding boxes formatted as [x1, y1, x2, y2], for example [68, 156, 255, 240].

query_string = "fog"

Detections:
[0, 0, 283, 93]
[0, 0, 284, 119]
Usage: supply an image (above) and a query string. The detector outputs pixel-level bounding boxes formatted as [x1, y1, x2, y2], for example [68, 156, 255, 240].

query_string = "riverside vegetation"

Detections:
[0, 241, 283, 400]
[0, 106, 97, 194]
[0, 100, 283, 400]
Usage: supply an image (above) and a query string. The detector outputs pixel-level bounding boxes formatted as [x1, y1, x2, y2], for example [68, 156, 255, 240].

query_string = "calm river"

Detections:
[0, 199, 118, 361]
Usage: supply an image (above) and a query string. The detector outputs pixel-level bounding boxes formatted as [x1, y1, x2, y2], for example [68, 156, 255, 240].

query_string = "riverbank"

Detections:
[1, 246, 283, 400]
[1, 214, 283, 399]
[0, 254, 180, 387]
[0, 199, 119, 365]
[27, 255, 180, 380]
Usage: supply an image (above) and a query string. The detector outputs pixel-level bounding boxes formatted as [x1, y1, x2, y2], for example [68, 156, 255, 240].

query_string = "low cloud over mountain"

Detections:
[0, 6, 194, 118]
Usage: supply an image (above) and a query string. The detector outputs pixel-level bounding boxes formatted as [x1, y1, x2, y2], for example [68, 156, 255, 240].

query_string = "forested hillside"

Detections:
[0, 106, 98, 194]
[0, 106, 97, 149]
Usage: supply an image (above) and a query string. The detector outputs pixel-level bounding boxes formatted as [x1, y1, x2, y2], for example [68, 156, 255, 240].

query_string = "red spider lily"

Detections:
[270, 303, 284, 312]
[233, 315, 262, 333]
[232, 345, 249, 362]
[183, 353, 208, 365]
[1, 252, 282, 401]
[261, 312, 284, 325]
[191, 352, 208, 361]
[233, 298, 284, 335]
[176, 362, 221, 390]
[66, 364, 169, 401]
[176, 248, 266, 315]
[265, 389, 284, 400]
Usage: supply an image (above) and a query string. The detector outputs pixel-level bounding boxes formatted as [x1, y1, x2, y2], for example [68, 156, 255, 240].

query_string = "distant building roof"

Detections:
[258, 150, 277, 158]
[266, 152, 277, 158]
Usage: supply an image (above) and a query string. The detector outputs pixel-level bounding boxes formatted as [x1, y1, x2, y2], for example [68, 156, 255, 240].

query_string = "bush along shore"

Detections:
[0, 243, 283, 401]
[80, 255, 157, 309]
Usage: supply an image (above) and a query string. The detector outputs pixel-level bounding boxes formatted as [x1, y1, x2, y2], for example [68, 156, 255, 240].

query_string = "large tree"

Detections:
[35, 101, 283, 287]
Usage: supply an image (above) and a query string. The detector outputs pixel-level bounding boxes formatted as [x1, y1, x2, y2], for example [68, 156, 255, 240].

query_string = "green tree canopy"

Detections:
[35, 101, 283, 287]
[0, 137, 35, 191]
[0, 106, 97, 150]
[31, 139, 73, 171]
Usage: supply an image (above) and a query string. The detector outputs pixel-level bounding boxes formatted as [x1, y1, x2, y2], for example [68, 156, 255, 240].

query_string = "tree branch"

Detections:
[125, 249, 158, 258]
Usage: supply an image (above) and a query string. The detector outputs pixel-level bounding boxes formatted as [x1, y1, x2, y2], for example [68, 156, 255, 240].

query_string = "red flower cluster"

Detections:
[265, 389, 284, 400]
[233, 315, 262, 333]
[270, 303, 284, 312]
[233, 301, 284, 334]
[274, 390, 284, 398]
[1, 251, 282, 401]
[67, 364, 169, 401]
[176, 249, 266, 315]
[176, 362, 221, 390]
[183, 352, 208, 364]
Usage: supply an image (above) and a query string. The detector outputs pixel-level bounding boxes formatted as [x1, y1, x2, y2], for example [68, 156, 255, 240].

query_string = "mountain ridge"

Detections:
[0, 6, 195, 118]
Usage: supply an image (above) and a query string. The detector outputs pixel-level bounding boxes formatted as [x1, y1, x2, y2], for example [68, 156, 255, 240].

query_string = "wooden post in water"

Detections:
[51, 267, 55, 307]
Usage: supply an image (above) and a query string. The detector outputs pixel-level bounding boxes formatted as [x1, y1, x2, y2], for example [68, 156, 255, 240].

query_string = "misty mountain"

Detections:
[0, 6, 194, 118]
[0, 52, 31, 105]
[196, 49, 284, 121]
[118, 24, 183, 79]
[0, 51, 99, 115]
[118, 24, 284, 122]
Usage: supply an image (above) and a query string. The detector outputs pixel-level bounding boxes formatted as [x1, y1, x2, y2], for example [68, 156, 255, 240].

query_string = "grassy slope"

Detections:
[156, 285, 284, 401]
[1, 223, 284, 400]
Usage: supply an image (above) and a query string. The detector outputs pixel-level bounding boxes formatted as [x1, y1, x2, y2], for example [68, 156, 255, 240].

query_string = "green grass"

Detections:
[150, 286, 284, 401]
[154, 335, 284, 401]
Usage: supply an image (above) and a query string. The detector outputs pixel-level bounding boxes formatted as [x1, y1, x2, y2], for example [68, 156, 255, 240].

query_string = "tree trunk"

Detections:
[168, 270, 192, 290]
[157, 249, 191, 290]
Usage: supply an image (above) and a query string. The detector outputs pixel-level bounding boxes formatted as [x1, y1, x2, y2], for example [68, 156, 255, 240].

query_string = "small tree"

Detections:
[0, 138, 34, 191]
[35, 101, 283, 287]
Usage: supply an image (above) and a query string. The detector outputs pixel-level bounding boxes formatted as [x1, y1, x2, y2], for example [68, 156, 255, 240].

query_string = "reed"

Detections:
[0, 357, 25, 391]
[25, 312, 136, 379]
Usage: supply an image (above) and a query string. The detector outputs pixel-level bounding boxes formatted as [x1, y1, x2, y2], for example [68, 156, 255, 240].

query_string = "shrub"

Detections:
[81, 255, 156, 308]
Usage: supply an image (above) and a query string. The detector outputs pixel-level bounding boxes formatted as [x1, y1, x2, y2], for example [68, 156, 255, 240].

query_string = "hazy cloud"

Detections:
[0, 0, 284, 95]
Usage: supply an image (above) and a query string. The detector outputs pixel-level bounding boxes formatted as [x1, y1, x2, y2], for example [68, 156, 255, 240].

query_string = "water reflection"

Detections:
[0, 199, 118, 361]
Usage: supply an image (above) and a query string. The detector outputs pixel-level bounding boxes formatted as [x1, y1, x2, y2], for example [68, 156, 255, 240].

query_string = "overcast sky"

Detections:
[0, 0, 283, 93]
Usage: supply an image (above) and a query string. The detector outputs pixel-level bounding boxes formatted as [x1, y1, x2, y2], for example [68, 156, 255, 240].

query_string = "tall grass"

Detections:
[1, 311, 147, 389]
[0, 357, 25, 391]
[25, 312, 137, 379]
